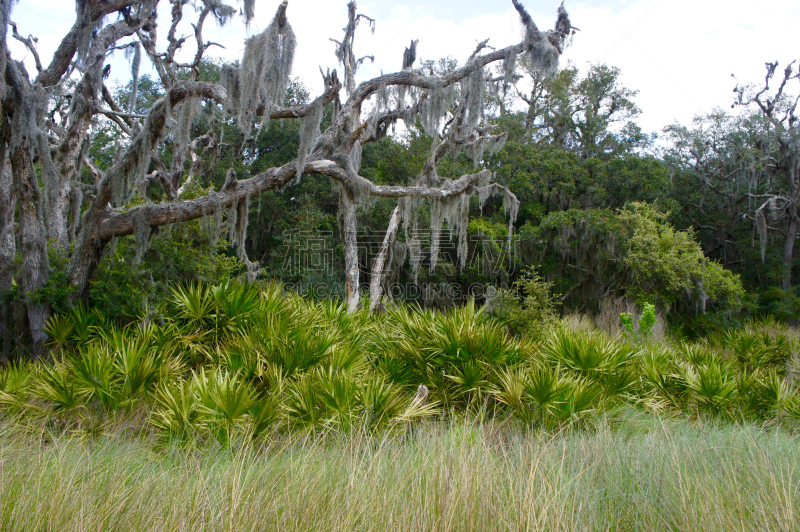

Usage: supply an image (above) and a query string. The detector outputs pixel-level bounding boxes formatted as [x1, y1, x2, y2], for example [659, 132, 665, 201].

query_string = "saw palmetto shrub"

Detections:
[3, 282, 800, 444]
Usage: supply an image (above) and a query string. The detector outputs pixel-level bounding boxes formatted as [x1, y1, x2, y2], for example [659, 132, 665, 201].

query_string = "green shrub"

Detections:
[5, 283, 800, 444]
[620, 301, 657, 341]
[490, 266, 558, 338]
[91, 219, 243, 322]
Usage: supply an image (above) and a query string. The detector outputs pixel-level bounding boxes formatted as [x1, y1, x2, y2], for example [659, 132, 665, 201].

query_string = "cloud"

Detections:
[564, 0, 800, 132]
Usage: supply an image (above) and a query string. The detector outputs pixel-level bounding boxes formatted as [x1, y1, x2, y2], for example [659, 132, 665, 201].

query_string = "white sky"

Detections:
[6, 0, 800, 134]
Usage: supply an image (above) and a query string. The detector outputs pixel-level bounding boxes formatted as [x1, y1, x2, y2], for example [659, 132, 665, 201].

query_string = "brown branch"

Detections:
[333, 1, 375, 95]
[161, 79, 340, 202]
[101, 83, 133, 133]
[95, 159, 489, 240]
[257, 79, 340, 119]
[336, 43, 524, 135]
[9, 22, 42, 72]
[95, 81, 227, 207]
[82, 155, 104, 185]
[137, 27, 170, 88]
[317, 160, 491, 198]
[34, 0, 141, 87]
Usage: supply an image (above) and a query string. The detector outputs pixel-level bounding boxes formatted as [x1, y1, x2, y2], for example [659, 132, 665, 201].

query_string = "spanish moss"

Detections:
[295, 101, 323, 183]
[237, 8, 296, 136]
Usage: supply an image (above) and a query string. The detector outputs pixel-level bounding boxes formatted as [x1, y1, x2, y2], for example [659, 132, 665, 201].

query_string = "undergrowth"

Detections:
[2, 281, 800, 444]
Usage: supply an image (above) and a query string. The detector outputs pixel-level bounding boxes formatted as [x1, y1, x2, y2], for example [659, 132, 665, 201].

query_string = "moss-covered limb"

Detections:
[343, 91, 429, 153]
[100, 84, 133, 133]
[512, 0, 574, 76]
[175, 130, 215, 199]
[166, 96, 199, 198]
[325, 41, 526, 159]
[331, 1, 376, 96]
[319, 161, 492, 199]
[91, 161, 490, 246]
[235, 2, 296, 136]
[161, 77, 340, 197]
[9, 22, 42, 73]
[367, 114, 507, 309]
[260, 78, 341, 120]
[137, 76, 338, 201]
[93, 81, 227, 208]
[330, 44, 524, 147]
[66, 81, 227, 297]
[162, 0, 189, 87]
[136, 23, 171, 89]
[46, 0, 158, 248]
[31, 0, 141, 88]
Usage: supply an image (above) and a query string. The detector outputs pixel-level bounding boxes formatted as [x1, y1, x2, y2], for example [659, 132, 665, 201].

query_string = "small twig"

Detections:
[468, 38, 494, 62]
[99, 108, 147, 119]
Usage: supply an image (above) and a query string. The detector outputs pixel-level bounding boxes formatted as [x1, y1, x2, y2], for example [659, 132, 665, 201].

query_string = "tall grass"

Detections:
[1, 415, 798, 531]
[4, 283, 800, 529]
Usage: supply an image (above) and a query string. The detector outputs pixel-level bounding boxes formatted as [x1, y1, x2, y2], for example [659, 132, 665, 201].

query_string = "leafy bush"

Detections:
[3, 283, 800, 444]
[526, 203, 745, 314]
[490, 266, 558, 338]
[91, 218, 243, 322]
[621, 301, 657, 341]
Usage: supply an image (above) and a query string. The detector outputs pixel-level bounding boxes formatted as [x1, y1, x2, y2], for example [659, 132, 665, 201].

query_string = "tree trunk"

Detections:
[68, 229, 109, 302]
[45, 178, 72, 249]
[10, 125, 50, 359]
[781, 215, 799, 291]
[784, 156, 800, 292]
[369, 205, 400, 311]
[340, 190, 360, 312]
[0, 157, 15, 363]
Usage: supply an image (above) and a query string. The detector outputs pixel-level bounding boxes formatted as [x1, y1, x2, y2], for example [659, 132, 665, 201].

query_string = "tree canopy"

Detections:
[0, 0, 796, 360]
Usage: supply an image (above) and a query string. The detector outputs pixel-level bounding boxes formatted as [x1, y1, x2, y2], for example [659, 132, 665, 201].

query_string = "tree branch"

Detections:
[9, 22, 42, 72]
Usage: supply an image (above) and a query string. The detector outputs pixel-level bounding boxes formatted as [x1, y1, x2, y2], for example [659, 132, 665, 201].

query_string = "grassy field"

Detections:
[3, 284, 800, 530]
[2, 414, 799, 531]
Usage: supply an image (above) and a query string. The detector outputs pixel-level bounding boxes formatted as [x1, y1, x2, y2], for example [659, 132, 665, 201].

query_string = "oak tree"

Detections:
[0, 0, 575, 357]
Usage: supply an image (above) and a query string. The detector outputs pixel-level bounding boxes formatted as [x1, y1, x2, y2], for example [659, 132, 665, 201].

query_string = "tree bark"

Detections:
[369, 205, 400, 311]
[9, 113, 50, 359]
[0, 157, 14, 363]
[340, 189, 360, 312]
[781, 215, 799, 291]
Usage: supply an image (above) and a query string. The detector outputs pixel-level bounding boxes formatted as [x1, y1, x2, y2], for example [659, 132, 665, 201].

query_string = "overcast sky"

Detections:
[6, 0, 800, 134]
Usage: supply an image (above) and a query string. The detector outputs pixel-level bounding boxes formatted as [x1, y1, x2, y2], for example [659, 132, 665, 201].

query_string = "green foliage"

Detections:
[639, 303, 657, 337]
[527, 64, 645, 159]
[527, 203, 745, 313]
[30, 243, 76, 315]
[376, 299, 524, 409]
[620, 312, 635, 338]
[621, 203, 744, 309]
[490, 266, 558, 338]
[91, 217, 243, 321]
[620, 302, 657, 341]
[6, 283, 800, 445]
